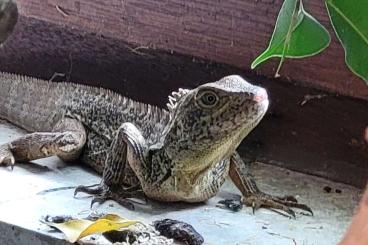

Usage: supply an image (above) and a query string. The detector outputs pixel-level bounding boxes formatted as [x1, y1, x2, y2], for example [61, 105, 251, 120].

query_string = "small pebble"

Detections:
[43, 215, 73, 223]
[217, 199, 243, 212]
[154, 219, 204, 245]
[323, 186, 332, 193]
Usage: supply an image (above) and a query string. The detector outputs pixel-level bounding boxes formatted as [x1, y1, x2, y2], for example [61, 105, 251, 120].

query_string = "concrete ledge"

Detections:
[0, 120, 361, 244]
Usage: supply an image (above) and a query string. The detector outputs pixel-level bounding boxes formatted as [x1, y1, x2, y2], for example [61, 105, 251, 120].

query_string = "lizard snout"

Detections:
[252, 88, 268, 103]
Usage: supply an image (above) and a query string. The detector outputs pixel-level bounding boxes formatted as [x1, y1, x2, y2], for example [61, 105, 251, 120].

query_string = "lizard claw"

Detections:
[91, 196, 105, 208]
[277, 195, 298, 203]
[74, 183, 103, 197]
[251, 199, 262, 215]
[241, 192, 312, 218]
[0, 143, 15, 169]
[90, 194, 135, 210]
[74, 182, 138, 211]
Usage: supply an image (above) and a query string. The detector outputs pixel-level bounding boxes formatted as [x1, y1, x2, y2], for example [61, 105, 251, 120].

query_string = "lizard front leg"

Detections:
[75, 122, 148, 210]
[0, 118, 86, 168]
[228, 152, 313, 218]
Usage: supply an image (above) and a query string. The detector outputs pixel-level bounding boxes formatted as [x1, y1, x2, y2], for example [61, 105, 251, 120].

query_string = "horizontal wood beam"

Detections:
[0, 7, 367, 187]
[16, 0, 368, 100]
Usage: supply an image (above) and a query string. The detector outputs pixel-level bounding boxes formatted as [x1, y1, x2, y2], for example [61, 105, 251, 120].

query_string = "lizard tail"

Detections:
[0, 72, 63, 132]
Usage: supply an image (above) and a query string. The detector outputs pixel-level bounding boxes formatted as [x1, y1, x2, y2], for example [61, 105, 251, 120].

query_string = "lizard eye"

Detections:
[197, 91, 219, 108]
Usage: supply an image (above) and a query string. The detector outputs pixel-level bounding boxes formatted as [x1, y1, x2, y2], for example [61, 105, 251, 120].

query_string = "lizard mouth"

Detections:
[252, 88, 268, 103]
[255, 87, 270, 115]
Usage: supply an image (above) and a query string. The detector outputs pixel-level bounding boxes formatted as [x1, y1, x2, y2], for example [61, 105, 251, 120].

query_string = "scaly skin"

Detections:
[0, 73, 312, 217]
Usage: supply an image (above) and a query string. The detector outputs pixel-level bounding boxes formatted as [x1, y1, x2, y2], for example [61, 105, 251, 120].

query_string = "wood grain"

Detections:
[0, 16, 367, 187]
[15, 0, 368, 100]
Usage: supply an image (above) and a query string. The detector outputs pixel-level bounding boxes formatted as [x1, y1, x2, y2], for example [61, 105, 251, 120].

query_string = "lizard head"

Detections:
[164, 75, 269, 172]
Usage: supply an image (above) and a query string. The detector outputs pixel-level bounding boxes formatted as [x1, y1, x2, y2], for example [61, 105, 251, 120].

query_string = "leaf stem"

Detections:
[276, 0, 300, 77]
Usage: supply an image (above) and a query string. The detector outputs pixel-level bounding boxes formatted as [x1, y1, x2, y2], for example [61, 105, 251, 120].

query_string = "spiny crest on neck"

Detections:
[166, 88, 190, 115]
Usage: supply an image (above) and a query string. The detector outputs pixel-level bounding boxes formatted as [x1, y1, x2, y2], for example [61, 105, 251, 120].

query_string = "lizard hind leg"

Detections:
[52, 118, 87, 162]
[0, 118, 86, 168]
[74, 123, 146, 210]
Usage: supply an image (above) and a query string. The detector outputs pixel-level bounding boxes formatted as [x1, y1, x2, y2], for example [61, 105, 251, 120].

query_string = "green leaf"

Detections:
[326, 0, 368, 83]
[251, 0, 331, 76]
[43, 214, 139, 243]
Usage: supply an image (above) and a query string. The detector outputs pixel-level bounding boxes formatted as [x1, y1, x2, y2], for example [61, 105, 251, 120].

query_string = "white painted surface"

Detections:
[0, 120, 362, 244]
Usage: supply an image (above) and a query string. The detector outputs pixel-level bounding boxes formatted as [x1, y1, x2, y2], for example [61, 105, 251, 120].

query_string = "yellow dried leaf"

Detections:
[79, 219, 138, 241]
[44, 214, 139, 243]
[49, 219, 93, 243]
[99, 214, 127, 222]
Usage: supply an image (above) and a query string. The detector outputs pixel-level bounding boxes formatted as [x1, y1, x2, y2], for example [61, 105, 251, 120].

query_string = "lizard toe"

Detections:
[276, 195, 298, 203]
[74, 182, 140, 211]
[241, 192, 312, 218]
[74, 183, 105, 197]
[90, 188, 136, 210]
[90, 193, 135, 210]
[0, 143, 15, 168]
[91, 196, 108, 208]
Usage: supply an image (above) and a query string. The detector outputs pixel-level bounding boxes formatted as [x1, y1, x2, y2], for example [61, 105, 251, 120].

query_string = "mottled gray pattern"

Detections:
[0, 73, 277, 205]
[0, 72, 169, 175]
[0, 0, 313, 217]
[139, 75, 269, 201]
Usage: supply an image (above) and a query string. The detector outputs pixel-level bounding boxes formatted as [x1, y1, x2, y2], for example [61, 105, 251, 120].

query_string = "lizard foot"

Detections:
[0, 143, 15, 169]
[74, 183, 143, 211]
[242, 192, 313, 218]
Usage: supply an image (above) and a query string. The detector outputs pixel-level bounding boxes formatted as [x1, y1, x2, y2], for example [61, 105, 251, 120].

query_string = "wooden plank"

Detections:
[1, 16, 367, 187]
[15, 0, 368, 100]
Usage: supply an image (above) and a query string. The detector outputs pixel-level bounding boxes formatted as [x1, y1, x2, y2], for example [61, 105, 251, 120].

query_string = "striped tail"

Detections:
[0, 72, 64, 132]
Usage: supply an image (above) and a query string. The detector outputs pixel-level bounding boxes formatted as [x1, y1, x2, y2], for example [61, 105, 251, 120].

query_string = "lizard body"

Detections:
[0, 73, 311, 216]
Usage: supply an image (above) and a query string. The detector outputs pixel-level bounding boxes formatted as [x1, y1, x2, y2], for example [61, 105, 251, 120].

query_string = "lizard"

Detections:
[0, 73, 312, 217]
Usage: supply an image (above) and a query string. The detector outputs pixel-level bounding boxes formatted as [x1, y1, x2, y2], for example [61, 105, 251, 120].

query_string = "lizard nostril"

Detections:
[252, 88, 268, 103]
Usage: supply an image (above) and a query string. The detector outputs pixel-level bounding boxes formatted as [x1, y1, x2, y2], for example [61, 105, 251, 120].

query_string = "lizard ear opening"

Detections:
[166, 88, 190, 114]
